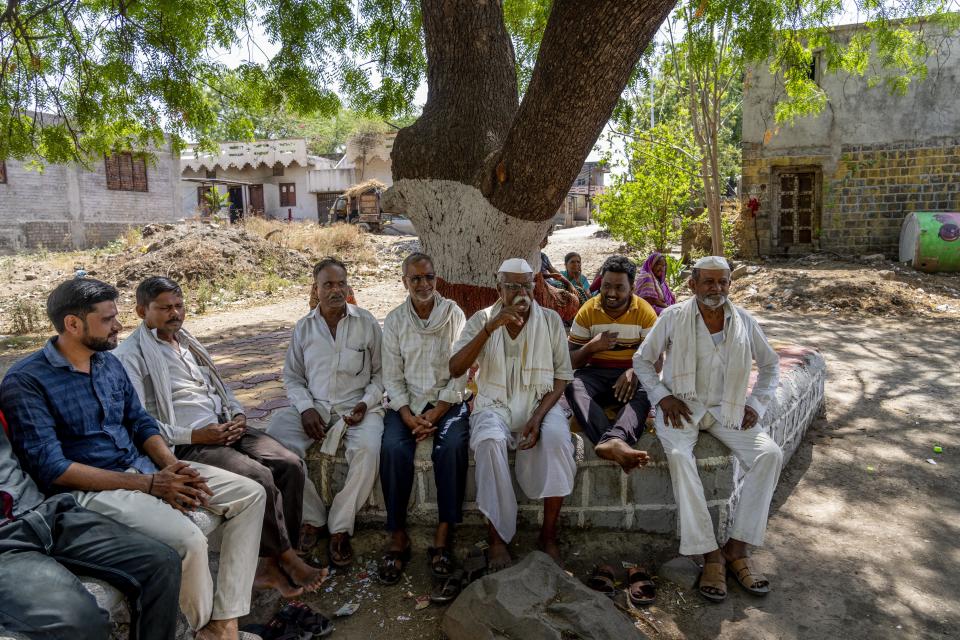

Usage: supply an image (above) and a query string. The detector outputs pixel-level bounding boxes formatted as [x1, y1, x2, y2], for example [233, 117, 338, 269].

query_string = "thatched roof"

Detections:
[343, 178, 387, 199]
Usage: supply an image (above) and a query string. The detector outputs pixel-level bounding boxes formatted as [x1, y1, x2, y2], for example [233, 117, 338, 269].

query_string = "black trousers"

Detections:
[177, 427, 304, 556]
[0, 493, 181, 640]
[564, 366, 652, 446]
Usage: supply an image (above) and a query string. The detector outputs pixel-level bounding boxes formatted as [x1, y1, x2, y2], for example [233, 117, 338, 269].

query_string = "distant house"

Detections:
[741, 19, 960, 257]
[0, 147, 181, 252]
[180, 131, 396, 223]
[554, 161, 608, 228]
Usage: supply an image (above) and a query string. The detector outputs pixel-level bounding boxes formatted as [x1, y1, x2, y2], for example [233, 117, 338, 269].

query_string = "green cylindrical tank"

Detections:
[899, 212, 960, 273]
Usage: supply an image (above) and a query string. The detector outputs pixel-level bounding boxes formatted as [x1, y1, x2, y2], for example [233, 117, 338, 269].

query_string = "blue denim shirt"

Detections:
[0, 338, 160, 491]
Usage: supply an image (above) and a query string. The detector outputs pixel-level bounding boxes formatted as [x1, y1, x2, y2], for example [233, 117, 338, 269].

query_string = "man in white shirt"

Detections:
[449, 258, 576, 570]
[267, 257, 384, 568]
[116, 277, 327, 598]
[634, 256, 782, 603]
[377, 252, 469, 585]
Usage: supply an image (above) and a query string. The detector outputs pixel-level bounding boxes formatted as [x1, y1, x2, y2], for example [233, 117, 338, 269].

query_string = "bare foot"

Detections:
[280, 551, 330, 592]
[537, 535, 562, 565]
[195, 618, 238, 640]
[488, 540, 512, 571]
[595, 439, 649, 474]
[254, 559, 304, 598]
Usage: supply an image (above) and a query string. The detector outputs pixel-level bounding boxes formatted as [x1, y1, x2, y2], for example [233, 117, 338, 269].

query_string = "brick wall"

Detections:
[741, 136, 960, 257]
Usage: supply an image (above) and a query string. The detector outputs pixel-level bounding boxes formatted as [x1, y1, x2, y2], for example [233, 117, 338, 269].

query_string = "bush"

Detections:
[8, 299, 46, 335]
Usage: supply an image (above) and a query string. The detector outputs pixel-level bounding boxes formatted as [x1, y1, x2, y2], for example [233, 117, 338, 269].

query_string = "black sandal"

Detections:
[377, 544, 412, 585]
[275, 601, 334, 637]
[241, 619, 305, 640]
[428, 546, 455, 577]
[586, 564, 617, 597]
[328, 533, 353, 568]
[430, 569, 464, 604]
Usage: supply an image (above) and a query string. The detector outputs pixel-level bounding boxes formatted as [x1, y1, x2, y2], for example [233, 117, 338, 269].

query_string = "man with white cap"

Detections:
[449, 257, 576, 569]
[634, 255, 782, 602]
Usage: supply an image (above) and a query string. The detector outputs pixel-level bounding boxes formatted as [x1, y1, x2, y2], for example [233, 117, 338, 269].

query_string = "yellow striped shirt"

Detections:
[569, 295, 658, 368]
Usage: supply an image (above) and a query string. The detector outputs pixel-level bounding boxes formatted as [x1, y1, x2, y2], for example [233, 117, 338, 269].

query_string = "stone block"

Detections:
[627, 465, 676, 506]
[631, 507, 676, 535]
[587, 465, 625, 507]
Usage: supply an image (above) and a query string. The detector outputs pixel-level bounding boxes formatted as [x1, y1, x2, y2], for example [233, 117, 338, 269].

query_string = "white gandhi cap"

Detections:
[693, 255, 731, 271]
[497, 258, 534, 274]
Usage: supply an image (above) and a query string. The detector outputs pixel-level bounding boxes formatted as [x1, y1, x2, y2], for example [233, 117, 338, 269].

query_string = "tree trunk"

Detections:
[389, 0, 676, 315]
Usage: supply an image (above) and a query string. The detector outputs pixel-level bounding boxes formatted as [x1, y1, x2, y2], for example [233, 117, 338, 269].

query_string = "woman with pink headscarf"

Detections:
[634, 252, 675, 315]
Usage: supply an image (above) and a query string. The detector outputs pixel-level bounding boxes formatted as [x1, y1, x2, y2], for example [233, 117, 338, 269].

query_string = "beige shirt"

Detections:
[382, 295, 468, 415]
[150, 328, 224, 431]
[284, 304, 384, 420]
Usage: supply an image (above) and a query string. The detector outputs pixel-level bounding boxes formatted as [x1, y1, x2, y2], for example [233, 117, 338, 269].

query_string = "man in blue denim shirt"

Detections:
[1, 278, 267, 640]
[0, 410, 181, 640]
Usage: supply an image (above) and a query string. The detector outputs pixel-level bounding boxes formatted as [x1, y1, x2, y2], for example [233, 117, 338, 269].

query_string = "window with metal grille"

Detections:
[104, 153, 148, 192]
[272, 163, 285, 177]
[279, 182, 297, 207]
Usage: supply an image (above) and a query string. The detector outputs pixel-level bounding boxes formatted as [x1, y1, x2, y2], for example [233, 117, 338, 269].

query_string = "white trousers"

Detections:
[267, 406, 384, 535]
[470, 406, 576, 543]
[74, 461, 265, 630]
[656, 414, 784, 555]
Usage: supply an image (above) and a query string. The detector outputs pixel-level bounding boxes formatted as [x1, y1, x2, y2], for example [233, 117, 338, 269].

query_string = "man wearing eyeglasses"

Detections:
[376, 253, 470, 587]
[449, 258, 576, 570]
[267, 257, 384, 569]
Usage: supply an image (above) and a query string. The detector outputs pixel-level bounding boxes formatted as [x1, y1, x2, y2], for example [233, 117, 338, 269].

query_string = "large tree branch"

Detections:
[392, 0, 518, 184]
[485, 0, 676, 221]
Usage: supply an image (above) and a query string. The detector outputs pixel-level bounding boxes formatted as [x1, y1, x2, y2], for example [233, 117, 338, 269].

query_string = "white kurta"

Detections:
[267, 303, 384, 536]
[634, 303, 783, 554]
[457, 304, 576, 542]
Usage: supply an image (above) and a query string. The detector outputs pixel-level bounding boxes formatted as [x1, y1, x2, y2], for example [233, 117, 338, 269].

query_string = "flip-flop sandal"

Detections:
[727, 557, 771, 596]
[428, 546, 455, 577]
[585, 564, 617, 597]
[697, 561, 727, 603]
[276, 601, 335, 638]
[462, 547, 488, 584]
[627, 567, 657, 606]
[328, 533, 353, 568]
[430, 568, 464, 604]
[377, 544, 412, 585]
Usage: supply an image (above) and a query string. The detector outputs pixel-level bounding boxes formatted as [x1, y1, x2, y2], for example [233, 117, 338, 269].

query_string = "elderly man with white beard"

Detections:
[449, 258, 576, 570]
[634, 256, 782, 603]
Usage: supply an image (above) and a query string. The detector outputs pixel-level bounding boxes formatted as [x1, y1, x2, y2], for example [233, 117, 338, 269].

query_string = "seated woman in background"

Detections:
[634, 252, 675, 315]
[561, 252, 591, 304]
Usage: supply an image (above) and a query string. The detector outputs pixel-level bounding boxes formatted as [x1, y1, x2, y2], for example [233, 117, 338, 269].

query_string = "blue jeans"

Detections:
[379, 403, 470, 532]
[0, 493, 181, 640]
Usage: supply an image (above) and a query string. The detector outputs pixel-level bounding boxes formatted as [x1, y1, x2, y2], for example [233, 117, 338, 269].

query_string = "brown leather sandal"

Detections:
[586, 564, 617, 597]
[727, 557, 770, 596]
[328, 532, 353, 568]
[698, 561, 727, 602]
[627, 567, 657, 606]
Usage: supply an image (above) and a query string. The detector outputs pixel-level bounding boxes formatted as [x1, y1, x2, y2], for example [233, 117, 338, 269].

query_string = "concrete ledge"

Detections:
[307, 346, 826, 539]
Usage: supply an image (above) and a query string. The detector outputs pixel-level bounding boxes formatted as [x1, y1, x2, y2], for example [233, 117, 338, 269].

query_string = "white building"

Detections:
[180, 131, 397, 223]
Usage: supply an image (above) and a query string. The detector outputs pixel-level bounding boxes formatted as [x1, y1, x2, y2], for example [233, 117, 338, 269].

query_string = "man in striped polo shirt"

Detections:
[565, 255, 659, 473]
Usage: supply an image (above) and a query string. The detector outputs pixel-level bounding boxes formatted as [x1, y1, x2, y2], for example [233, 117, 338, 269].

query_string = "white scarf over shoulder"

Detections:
[477, 300, 555, 404]
[670, 296, 752, 429]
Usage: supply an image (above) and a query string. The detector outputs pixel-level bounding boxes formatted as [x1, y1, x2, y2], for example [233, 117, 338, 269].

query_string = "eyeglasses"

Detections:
[407, 274, 437, 285]
[500, 282, 535, 292]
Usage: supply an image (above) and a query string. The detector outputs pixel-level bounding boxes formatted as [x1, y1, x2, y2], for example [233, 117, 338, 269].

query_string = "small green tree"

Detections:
[595, 120, 699, 254]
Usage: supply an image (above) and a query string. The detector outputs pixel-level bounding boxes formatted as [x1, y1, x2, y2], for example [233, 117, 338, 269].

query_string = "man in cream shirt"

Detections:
[268, 257, 384, 568]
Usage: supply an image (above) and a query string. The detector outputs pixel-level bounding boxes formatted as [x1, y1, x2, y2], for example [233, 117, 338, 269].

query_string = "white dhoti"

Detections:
[267, 405, 384, 535]
[470, 405, 576, 543]
[74, 462, 265, 630]
[656, 413, 783, 555]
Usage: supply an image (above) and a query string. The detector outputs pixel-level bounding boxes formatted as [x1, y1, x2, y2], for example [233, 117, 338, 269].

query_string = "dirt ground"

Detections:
[1, 224, 958, 639]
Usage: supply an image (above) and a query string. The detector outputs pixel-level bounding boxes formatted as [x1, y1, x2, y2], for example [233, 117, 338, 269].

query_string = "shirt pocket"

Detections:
[339, 345, 367, 377]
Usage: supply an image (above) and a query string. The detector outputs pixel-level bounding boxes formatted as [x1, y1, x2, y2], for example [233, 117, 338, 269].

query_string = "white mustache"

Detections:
[515, 295, 532, 306]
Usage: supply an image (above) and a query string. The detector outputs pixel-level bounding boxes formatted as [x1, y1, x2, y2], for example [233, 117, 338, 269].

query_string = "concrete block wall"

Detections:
[741, 137, 960, 257]
[0, 150, 181, 252]
[307, 347, 827, 541]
